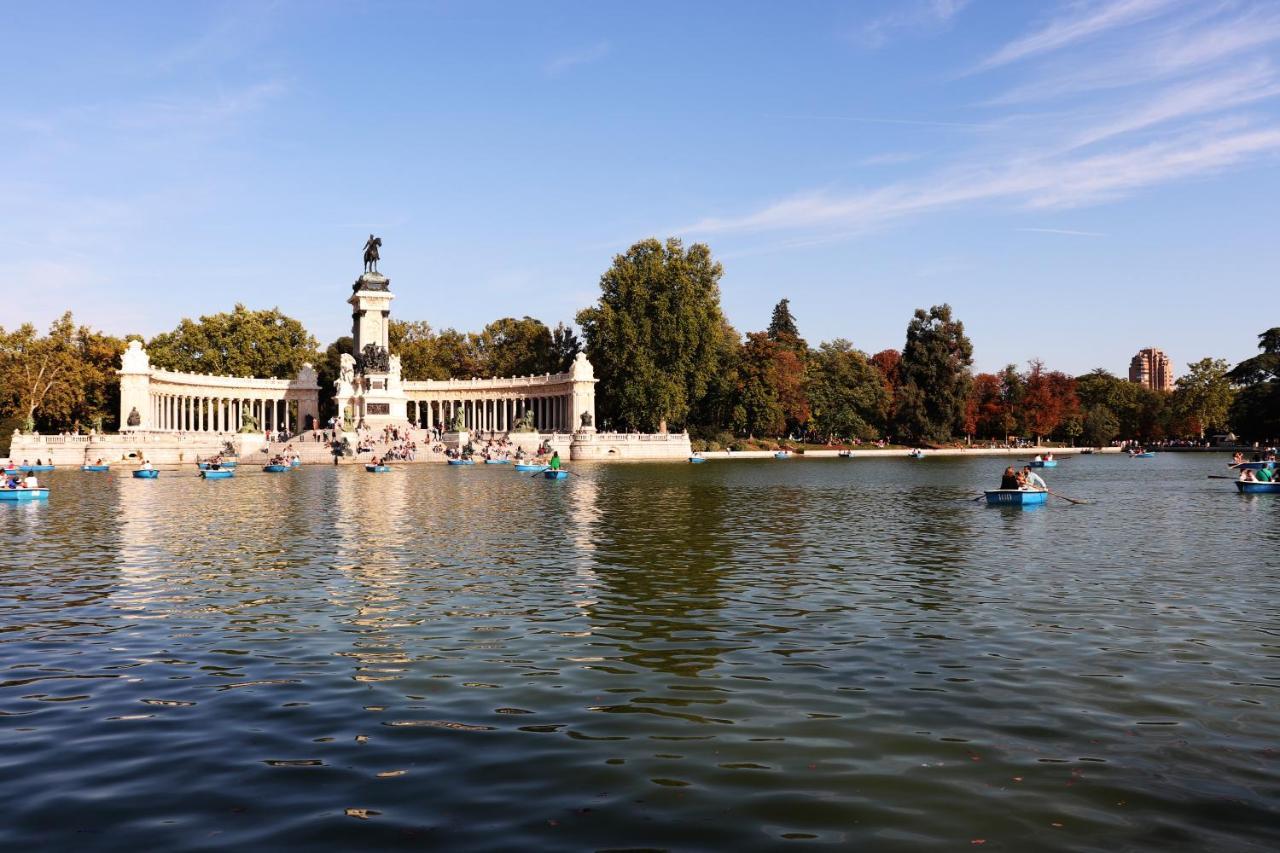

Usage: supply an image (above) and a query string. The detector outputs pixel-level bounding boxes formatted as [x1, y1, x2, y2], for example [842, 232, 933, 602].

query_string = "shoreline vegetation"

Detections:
[2, 239, 1277, 452]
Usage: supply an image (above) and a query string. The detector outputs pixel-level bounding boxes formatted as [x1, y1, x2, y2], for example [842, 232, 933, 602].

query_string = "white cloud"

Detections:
[545, 42, 611, 77]
[978, 0, 1177, 70]
[854, 0, 970, 48]
[993, 5, 1280, 103]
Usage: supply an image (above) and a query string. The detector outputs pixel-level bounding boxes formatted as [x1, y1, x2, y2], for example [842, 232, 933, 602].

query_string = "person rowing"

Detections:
[999, 466, 1020, 489]
[1021, 465, 1048, 491]
[549, 451, 562, 471]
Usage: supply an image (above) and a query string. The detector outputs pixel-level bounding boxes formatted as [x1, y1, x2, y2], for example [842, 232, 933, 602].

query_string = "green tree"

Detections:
[0, 313, 126, 434]
[766, 298, 807, 354]
[1082, 404, 1120, 447]
[1172, 357, 1234, 439]
[550, 322, 581, 372]
[577, 238, 733, 432]
[476, 316, 555, 377]
[147, 304, 318, 379]
[894, 304, 973, 444]
[806, 340, 890, 442]
[1227, 328, 1280, 441]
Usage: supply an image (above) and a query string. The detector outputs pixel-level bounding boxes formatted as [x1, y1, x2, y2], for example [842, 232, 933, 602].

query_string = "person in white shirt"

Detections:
[140, 459, 154, 471]
[23, 473, 38, 489]
[1021, 466, 1047, 491]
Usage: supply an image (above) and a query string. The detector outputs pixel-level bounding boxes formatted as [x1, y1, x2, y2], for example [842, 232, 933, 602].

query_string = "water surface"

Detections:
[1, 454, 1276, 850]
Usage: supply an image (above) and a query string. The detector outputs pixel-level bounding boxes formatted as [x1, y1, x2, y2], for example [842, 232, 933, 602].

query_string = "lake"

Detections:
[1, 453, 1276, 851]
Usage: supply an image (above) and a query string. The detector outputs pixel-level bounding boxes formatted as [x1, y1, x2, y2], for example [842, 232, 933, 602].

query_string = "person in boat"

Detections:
[3, 475, 17, 489]
[1240, 469, 1256, 482]
[999, 467, 1020, 490]
[1231, 451, 1244, 466]
[549, 451, 562, 471]
[1044, 451, 1054, 461]
[1032, 454, 1043, 463]
[1256, 466, 1274, 483]
[1021, 465, 1048, 491]
[23, 472, 38, 489]
[140, 459, 153, 470]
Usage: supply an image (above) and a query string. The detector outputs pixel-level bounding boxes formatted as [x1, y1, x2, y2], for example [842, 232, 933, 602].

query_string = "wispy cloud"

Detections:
[687, 122, 1280, 235]
[978, 0, 1177, 70]
[853, 0, 970, 48]
[859, 151, 922, 166]
[545, 41, 611, 77]
[1017, 227, 1106, 237]
[992, 4, 1280, 103]
[687, 3, 1280, 244]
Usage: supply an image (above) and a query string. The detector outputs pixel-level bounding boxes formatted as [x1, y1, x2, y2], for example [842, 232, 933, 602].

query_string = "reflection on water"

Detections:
[1, 455, 1277, 850]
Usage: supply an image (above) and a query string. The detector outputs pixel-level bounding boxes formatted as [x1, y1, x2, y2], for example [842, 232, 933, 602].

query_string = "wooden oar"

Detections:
[1047, 489, 1089, 505]
[1207, 474, 1240, 480]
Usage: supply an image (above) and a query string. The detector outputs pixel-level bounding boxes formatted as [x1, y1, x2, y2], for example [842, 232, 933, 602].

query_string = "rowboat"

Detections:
[447, 459, 475, 466]
[908, 451, 924, 459]
[543, 470, 569, 480]
[1029, 460, 1058, 468]
[263, 464, 290, 472]
[1235, 480, 1280, 494]
[837, 451, 853, 459]
[220, 461, 239, 469]
[484, 458, 510, 465]
[689, 456, 707, 464]
[1132, 452, 1155, 458]
[365, 464, 390, 473]
[81, 465, 110, 472]
[132, 469, 159, 479]
[774, 451, 791, 459]
[18, 465, 54, 472]
[513, 463, 546, 472]
[984, 489, 1048, 505]
[200, 469, 234, 479]
[0, 488, 48, 502]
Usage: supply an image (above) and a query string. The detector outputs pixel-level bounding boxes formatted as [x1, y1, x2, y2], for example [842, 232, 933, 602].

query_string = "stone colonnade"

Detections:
[406, 394, 572, 432]
[118, 340, 321, 434]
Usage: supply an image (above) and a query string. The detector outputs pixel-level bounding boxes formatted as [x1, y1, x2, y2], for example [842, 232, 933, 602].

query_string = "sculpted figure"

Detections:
[363, 235, 382, 273]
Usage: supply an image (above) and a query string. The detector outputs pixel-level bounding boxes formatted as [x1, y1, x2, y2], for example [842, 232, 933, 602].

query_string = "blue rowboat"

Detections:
[263, 464, 290, 472]
[447, 459, 475, 466]
[985, 489, 1048, 506]
[689, 456, 707, 464]
[220, 460, 238, 469]
[81, 465, 110, 472]
[774, 451, 790, 459]
[365, 464, 390, 473]
[18, 465, 54, 472]
[1235, 480, 1280, 494]
[1030, 460, 1058, 468]
[1131, 451, 1155, 458]
[0, 488, 49, 502]
[513, 463, 546, 472]
[543, 469, 569, 480]
[908, 451, 924, 459]
[132, 469, 159, 479]
[200, 469, 233, 479]
[484, 459, 510, 465]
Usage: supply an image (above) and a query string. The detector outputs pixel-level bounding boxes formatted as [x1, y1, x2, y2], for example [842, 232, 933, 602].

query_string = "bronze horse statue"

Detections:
[363, 235, 382, 273]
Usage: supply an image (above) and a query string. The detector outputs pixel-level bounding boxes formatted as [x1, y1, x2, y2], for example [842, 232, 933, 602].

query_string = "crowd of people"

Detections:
[3, 470, 40, 489]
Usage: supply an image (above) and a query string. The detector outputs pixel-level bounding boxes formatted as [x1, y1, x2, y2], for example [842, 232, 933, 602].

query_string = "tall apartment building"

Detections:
[1128, 347, 1174, 392]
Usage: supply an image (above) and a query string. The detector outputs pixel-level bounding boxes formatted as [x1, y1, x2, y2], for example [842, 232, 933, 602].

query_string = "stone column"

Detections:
[568, 353, 597, 433]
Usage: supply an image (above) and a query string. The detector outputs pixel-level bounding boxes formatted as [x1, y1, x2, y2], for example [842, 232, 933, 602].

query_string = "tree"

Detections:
[1172, 357, 1234, 439]
[870, 348, 902, 424]
[998, 364, 1025, 439]
[732, 333, 786, 437]
[550, 322, 581, 372]
[1082, 404, 1120, 447]
[577, 238, 733, 432]
[766, 298, 806, 355]
[475, 316, 555, 377]
[147, 304, 318, 379]
[1227, 328, 1280, 441]
[965, 373, 1005, 439]
[0, 313, 126, 434]
[894, 304, 973, 444]
[806, 340, 890, 442]
[1020, 360, 1079, 443]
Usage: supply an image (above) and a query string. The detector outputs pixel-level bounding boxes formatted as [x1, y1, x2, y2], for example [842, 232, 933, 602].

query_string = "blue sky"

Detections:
[4, 0, 1278, 375]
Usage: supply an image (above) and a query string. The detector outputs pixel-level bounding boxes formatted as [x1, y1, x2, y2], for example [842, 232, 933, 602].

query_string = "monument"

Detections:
[334, 235, 409, 430]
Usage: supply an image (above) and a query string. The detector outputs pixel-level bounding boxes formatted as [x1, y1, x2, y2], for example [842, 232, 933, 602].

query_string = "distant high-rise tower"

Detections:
[1128, 347, 1173, 391]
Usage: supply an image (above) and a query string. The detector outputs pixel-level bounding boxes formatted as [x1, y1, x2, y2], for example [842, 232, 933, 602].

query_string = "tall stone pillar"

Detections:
[118, 339, 153, 431]
[569, 352, 597, 433]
